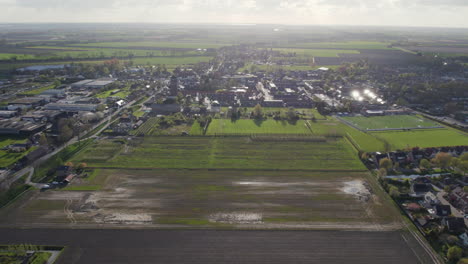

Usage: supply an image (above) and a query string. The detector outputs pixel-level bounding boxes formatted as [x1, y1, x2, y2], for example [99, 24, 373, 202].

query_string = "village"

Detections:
[0, 41, 466, 264]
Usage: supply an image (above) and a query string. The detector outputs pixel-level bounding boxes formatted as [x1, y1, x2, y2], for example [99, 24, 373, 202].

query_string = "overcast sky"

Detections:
[1, 0, 467, 27]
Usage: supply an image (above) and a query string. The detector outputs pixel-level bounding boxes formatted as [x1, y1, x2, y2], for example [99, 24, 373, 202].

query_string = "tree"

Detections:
[38, 133, 48, 146]
[286, 107, 298, 121]
[434, 152, 452, 169]
[53, 79, 61, 88]
[76, 163, 87, 172]
[389, 186, 400, 198]
[252, 104, 263, 120]
[420, 159, 431, 170]
[65, 161, 74, 168]
[447, 246, 463, 262]
[379, 158, 393, 171]
[58, 125, 73, 144]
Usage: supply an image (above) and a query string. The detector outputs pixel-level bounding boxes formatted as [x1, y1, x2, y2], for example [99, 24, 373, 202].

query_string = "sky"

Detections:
[1, 0, 468, 28]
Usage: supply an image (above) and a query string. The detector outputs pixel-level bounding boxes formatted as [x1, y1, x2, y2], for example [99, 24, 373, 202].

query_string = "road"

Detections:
[0, 229, 429, 264]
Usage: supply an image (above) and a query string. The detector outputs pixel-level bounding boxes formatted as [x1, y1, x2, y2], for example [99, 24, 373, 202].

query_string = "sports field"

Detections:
[71, 137, 365, 171]
[372, 129, 468, 150]
[206, 119, 312, 135]
[341, 115, 440, 130]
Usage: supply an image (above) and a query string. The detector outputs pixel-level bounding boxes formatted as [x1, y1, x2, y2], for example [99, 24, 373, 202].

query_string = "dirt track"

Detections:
[0, 229, 431, 264]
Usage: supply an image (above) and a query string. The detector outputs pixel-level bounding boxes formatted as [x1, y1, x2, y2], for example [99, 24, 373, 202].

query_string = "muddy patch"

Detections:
[94, 212, 152, 224]
[235, 181, 320, 187]
[341, 180, 371, 202]
[209, 212, 263, 224]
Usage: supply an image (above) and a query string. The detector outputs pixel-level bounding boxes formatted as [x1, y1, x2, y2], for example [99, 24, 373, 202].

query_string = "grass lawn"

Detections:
[206, 119, 312, 135]
[371, 128, 468, 150]
[73, 137, 365, 171]
[20, 84, 55, 95]
[0, 136, 32, 168]
[341, 115, 440, 130]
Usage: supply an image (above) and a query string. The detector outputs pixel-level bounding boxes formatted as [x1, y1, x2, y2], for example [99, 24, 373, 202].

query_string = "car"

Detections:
[41, 184, 51, 189]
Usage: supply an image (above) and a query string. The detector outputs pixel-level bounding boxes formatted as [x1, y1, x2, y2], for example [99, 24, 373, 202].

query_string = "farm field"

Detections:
[206, 119, 312, 135]
[0, 229, 429, 264]
[71, 136, 366, 171]
[0, 168, 400, 230]
[273, 48, 360, 57]
[70, 41, 231, 49]
[276, 41, 393, 50]
[341, 115, 440, 130]
[371, 128, 468, 150]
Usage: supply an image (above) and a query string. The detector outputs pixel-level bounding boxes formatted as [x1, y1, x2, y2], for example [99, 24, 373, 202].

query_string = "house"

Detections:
[56, 166, 72, 178]
[424, 192, 440, 206]
[450, 187, 468, 214]
[410, 183, 432, 197]
[435, 204, 452, 217]
[63, 174, 76, 184]
[443, 217, 466, 234]
[459, 233, 468, 247]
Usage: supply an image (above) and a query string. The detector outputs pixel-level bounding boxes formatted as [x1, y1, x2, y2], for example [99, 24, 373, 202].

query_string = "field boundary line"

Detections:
[86, 167, 369, 172]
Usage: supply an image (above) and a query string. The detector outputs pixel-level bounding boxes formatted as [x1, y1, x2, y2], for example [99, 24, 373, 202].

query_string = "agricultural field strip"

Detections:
[71, 137, 366, 171]
[206, 119, 312, 135]
[272, 48, 360, 58]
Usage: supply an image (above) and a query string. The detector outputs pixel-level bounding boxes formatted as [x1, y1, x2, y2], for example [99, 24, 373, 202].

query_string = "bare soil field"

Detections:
[0, 169, 401, 230]
[0, 229, 430, 264]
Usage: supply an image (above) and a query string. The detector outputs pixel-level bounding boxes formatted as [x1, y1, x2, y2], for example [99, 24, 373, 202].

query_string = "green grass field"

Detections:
[341, 115, 440, 130]
[70, 41, 230, 49]
[20, 84, 55, 95]
[206, 119, 312, 135]
[273, 48, 360, 57]
[0, 136, 32, 168]
[240, 63, 340, 72]
[372, 128, 468, 150]
[72, 137, 365, 171]
[277, 41, 393, 50]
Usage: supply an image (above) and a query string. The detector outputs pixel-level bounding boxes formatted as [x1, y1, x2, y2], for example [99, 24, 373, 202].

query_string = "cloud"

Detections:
[1, 0, 468, 26]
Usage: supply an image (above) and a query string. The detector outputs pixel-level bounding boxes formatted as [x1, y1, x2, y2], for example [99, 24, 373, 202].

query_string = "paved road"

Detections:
[0, 229, 428, 264]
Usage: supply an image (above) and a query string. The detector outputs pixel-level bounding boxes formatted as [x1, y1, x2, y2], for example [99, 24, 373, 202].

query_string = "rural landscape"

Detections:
[0, 22, 467, 264]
